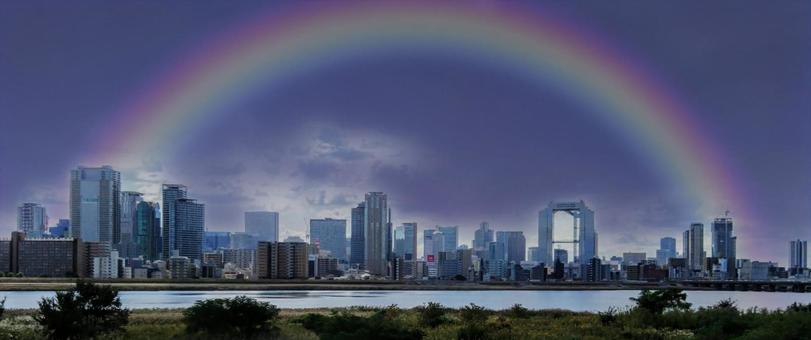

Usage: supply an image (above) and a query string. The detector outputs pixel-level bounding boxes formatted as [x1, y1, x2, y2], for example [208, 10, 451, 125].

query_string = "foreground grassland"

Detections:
[1, 302, 810, 340]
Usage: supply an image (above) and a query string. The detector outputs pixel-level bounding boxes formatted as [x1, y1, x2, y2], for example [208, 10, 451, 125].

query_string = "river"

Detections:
[1, 290, 809, 311]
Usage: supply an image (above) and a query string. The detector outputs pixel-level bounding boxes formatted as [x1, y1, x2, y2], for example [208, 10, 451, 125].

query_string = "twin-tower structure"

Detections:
[538, 200, 598, 268]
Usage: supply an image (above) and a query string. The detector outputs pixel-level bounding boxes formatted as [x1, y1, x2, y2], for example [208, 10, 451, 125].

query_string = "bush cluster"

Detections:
[0, 285, 808, 339]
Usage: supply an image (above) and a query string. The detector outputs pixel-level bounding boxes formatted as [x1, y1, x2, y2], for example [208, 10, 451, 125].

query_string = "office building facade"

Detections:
[496, 231, 526, 264]
[17, 203, 48, 235]
[364, 192, 389, 276]
[256, 241, 308, 279]
[134, 201, 160, 261]
[790, 239, 808, 270]
[118, 191, 143, 258]
[349, 202, 365, 268]
[70, 166, 120, 244]
[245, 211, 279, 242]
[309, 218, 347, 261]
[161, 184, 187, 259]
[711, 217, 736, 279]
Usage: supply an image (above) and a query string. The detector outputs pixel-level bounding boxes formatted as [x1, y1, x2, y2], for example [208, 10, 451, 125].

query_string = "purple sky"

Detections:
[1, 1, 809, 263]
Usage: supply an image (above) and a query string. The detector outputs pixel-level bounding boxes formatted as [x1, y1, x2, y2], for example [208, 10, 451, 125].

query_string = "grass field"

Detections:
[0, 300, 809, 339]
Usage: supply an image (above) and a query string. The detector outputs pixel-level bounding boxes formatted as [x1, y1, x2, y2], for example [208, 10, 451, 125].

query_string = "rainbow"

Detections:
[94, 2, 753, 230]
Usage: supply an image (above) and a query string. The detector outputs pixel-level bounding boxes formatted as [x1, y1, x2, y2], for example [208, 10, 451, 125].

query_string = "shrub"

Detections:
[598, 307, 618, 326]
[504, 304, 530, 319]
[296, 310, 423, 340]
[417, 302, 447, 328]
[35, 281, 130, 339]
[459, 303, 489, 324]
[183, 296, 279, 339]
[630, 288, 691, 315]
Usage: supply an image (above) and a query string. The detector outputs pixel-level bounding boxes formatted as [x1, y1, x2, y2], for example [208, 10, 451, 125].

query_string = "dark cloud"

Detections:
[0, 1, 809, 261]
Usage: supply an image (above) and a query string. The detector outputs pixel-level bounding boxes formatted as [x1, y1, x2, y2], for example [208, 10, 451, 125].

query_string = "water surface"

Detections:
[1, 290, 808, 311]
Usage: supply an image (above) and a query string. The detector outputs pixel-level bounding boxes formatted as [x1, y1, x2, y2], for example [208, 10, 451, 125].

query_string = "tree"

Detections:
[35, 281, 130, 339]
[630, 288, 691, 315]
[417, 302, 447, 328]
[183, 296, 279, 339]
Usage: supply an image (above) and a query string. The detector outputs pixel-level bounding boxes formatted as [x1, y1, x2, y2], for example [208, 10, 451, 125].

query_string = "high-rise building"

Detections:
[309, 218, 347, 261]
[424, 229, 437, 278]
[349, 202, 365, 268]
[204, 231, 231, 251]
[554, 248, 568, 264]
[538, 201, 597, 266]
[17, 203, 48, 235]
[436, 226, 459, 253]
[486, 241, 507, 279]
[393, 226, 405, 258]
[397, 222, 417, 260]
[496, 231, 526, 264]
[161, 184, 187, 259]
[473, 222, 494, 252]
[656, 237, 677, 266]
[528, 247, 541, 263]
[364, 192, 389, 276]
[685, 223, 706, 273]
[623, 252, 647, 267]
[49, 219, 70, 238]
[70, 166, 120, 244]
[256, 241, 308, 279]
[174, 198, 204, 262]
[134, 201, 160, 261]
[245, 211, 279, 242]
[790, 239, 808, 270]
[711, 217, 736, 279]
[118, 191, 143, 258]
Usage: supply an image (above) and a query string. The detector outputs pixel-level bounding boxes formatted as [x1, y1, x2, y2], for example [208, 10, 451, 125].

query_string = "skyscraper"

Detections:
[790, 239, 808, 270]
[496, 231, 526, 264]
[174, 198, 204, 261]
[538, 201, 597, 266]
[436, 225, 459, 253]
[161, 184, 187, 259]
[309, 218, 347, 261]
[473, 221, 494, 257]
[685, 223, 705, 273]
[424, 229, 437, 277]
[17, 202, 48, 235]
[656, 237, 677, 266]
[393, 223, 417, 260]
[70, 166, 120, 244]
[711, 217, 736, 279]
[554, 248, 568, 264]
[349, 202, 365, 268]
[245, 211, 279, 242]
[401, 222, 417, 260]
[134, 201, 161, 261]
[364, 192, 389, 276]
[118, 191, 143, 258]
[528, 246, 541, 262]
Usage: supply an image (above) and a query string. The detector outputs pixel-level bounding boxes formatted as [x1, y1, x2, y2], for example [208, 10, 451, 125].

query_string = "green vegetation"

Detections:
[183, 295, 280, 339]
[0, 287, 808, 339]
[35, 281, 129, 339]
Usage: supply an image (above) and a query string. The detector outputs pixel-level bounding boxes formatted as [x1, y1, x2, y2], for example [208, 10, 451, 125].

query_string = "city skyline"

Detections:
[1, 1, 810, 263]
[8, 169, 794, 267]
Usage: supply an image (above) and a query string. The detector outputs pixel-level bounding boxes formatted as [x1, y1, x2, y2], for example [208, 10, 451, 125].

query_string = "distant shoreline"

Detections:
[0, 278, 716, 291]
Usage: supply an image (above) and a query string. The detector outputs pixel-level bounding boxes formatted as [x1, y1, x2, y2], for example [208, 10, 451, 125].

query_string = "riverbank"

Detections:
[0, 278, 703, 291]
[2, 300, 810, 339]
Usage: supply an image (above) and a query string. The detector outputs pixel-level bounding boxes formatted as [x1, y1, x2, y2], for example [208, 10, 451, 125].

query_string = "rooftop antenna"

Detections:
[725, 210, 730, 217]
